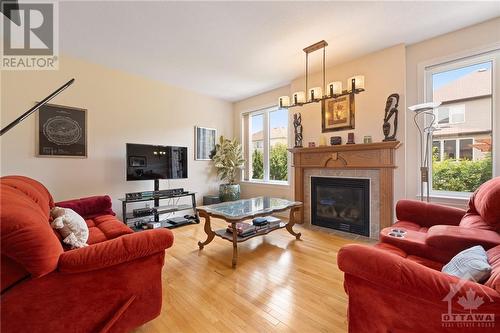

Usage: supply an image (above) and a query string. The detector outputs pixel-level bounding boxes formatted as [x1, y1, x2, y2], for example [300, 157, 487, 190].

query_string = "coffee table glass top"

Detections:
[198, 197, 301, 220]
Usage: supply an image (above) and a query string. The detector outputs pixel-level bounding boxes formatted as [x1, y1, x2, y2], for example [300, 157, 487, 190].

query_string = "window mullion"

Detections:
[263, 111, 270, 182]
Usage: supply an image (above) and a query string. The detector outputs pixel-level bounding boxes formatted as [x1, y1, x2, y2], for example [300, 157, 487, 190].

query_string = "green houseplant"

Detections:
[210, 136, 245, 201]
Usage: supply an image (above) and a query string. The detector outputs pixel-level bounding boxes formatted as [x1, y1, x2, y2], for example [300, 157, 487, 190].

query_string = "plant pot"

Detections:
[219, 184, 240, 202]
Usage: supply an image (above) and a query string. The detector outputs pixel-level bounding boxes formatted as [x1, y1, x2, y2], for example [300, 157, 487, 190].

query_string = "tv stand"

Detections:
[154, 179, 160, 221]
[119, 180, 199, 231]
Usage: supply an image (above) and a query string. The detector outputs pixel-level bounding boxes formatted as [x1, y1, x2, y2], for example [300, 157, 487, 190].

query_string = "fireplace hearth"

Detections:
[311, 177, 370, 237]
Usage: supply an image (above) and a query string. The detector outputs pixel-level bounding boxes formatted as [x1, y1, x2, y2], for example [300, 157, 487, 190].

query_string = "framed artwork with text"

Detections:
[37, 103, 87, 158]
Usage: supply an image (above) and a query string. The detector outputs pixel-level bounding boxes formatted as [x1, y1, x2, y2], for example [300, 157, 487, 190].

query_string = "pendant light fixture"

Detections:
[279, 40, 365, 108]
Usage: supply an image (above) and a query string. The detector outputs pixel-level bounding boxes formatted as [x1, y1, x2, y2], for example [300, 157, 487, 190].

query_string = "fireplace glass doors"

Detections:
[311, 177, 370, 236]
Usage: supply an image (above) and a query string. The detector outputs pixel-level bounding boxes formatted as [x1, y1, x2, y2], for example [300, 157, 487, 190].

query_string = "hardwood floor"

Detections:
[134, 219, 371, 333]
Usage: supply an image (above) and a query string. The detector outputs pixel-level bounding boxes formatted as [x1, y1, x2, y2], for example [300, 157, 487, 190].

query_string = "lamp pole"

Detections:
[0, 78, 75, 136]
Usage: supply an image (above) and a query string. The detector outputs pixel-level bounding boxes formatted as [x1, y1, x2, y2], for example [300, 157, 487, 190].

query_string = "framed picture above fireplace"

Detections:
[321, 94, 355, 132]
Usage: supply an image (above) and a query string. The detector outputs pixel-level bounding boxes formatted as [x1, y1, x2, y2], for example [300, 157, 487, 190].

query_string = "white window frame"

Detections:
[243, 106, 290, 185]
[422, 49, 499, 198]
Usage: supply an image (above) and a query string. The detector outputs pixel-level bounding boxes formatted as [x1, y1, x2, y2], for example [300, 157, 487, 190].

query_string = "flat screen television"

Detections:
[126, 143, 187, 180]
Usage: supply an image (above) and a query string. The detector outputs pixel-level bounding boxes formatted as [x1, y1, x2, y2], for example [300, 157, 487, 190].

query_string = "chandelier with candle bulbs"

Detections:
[278, 40, 365, 108]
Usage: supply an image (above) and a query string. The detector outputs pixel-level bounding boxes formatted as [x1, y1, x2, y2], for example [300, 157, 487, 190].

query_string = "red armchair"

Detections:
[380, 177, 500, 262]
[338, 243, 500, 333]
[1, 176, 174, 333]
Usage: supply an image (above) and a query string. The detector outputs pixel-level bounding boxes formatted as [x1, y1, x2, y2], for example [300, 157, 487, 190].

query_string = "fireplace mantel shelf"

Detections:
[288, 140, 401, 232]
[288, 141, 401, 153]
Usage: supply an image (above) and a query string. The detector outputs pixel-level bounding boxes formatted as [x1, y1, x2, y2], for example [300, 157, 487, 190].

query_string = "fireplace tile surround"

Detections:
[289, 142, 400, 239]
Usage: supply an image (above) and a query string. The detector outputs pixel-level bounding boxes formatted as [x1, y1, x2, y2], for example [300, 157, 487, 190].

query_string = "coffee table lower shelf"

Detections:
[214, 223, 286, 242]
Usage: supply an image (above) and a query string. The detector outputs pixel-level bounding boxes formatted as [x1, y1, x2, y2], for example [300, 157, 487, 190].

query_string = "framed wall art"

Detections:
[321, 94, 355, 132]
[37, 103, 87, 158]
[195, 126, 217, 160]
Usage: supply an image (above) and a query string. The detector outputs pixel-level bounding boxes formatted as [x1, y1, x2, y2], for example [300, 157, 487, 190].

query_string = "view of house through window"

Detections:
[248, 107, 288, 183]
[429, 60, 493, 193]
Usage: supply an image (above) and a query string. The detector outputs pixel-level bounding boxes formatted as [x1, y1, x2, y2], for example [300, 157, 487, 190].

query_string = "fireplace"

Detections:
[311, 177, 370, 237]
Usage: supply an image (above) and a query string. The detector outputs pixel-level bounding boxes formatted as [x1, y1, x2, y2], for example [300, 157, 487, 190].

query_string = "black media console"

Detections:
[119, 180, 199, 231]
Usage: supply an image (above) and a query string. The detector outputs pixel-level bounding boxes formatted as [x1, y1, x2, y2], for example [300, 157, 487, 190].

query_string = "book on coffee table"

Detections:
[226, 222, 256, 237]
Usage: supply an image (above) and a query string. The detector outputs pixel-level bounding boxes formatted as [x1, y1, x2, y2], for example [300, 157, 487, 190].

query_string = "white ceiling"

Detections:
[59, 1, 500, 102]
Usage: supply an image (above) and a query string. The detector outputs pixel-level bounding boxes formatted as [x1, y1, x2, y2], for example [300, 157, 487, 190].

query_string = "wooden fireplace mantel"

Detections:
[288, 141, 401, 230]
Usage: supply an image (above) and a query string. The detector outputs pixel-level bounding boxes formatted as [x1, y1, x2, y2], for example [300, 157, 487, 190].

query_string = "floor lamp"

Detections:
[408, 102, 441, 202]
[0, 79, 75, 136]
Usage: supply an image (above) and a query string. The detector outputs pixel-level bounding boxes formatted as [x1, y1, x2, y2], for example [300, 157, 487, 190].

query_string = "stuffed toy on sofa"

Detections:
[50, 207, 89, 248]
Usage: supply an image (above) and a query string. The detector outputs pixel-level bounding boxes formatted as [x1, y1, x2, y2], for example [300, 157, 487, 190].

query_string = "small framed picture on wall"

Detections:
[195, 126, 217, 160]
[321, 94, 355, 132]
[37, 103, 87, 158]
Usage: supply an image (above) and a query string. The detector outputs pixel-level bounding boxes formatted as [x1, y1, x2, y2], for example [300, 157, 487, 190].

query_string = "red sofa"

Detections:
[381, 177, 500, 262]
[1, 176, 174, 333]
[338, 243, 500, 333]
[338, 177, 500, 332]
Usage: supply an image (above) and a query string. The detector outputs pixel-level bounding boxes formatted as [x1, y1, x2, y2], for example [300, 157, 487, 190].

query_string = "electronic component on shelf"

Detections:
[132, 207, 157, 217]
[167, 216, 189, 225]
[146, 222, 162, 229]
[125, 188, 185, 201]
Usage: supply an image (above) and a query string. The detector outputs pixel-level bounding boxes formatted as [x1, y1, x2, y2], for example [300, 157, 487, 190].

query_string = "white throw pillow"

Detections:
[442, 245, 492, 283]
[50, 207, 89, 248]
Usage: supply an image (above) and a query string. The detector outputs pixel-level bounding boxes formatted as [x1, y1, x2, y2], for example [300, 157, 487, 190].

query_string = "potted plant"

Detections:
[210, 136, 245, 202]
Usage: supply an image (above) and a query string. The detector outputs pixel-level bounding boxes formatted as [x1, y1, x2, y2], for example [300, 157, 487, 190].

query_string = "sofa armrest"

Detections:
[56, 195, 115, 219]
[426, 225, 500, 258]
[58, 229, 174, 273]
[396, 199, 465, 228]
[338, 244, 499, 305]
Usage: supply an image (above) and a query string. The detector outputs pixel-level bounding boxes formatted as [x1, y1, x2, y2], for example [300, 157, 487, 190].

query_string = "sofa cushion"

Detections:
[1, 176, 54, 219]
[442, 245, 491, 282]
[0, 177, 63, 278]
[86, 215, 133, 245]
[460, 213, 496, 230]
[374, 243, 443, 270]
[392, 221, 428, 233]
[465, 177, 500, 229]
[57, 195, 115, 220]
[485, 245, 500, 292]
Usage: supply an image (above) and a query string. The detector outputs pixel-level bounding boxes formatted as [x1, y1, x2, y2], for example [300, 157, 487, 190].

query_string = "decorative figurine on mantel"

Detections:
[293, 113, 303, 148]
[382, 93, 399, 141]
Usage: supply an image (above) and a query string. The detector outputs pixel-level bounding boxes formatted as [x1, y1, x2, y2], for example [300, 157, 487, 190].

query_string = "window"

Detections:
[436, 105, 465, 125]
[433, 138, 474, 161]
[269, 109, 288, 181]
[243, 107, 289, 183]
[425, 56, 495, 194]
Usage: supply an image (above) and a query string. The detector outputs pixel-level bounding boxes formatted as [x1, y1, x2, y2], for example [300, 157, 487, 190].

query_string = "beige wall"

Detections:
[405, 17, 500, 208]
[0, 55, 233, 216]
[233, 45, 407, 206]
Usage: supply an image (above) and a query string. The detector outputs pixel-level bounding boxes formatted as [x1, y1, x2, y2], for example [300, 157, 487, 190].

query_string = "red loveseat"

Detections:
[338, 177, 500, 332]
[338, 242, 500, 333]
[1, 176, 174, 333]
[380, 176, 500, 262]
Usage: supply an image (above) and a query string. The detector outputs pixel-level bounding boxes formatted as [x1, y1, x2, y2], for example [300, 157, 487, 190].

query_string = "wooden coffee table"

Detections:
[197, 197, 303, 268]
